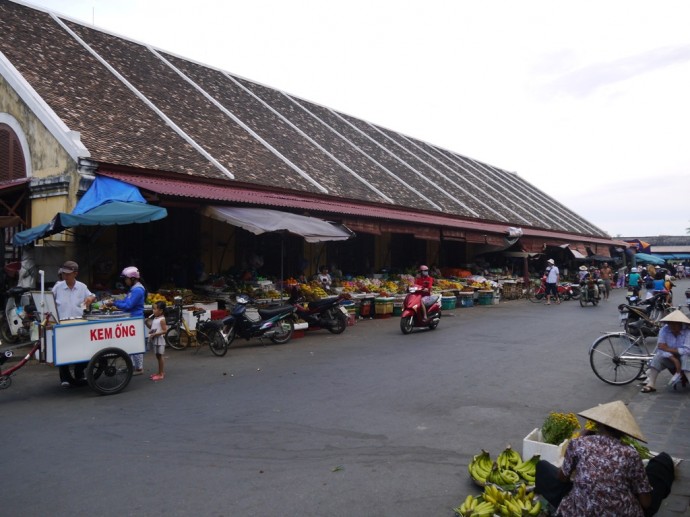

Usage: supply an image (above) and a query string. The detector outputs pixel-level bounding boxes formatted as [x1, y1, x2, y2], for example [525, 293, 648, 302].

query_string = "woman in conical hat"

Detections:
[641, 309, 690, 393]
[541, 401, 652, 516]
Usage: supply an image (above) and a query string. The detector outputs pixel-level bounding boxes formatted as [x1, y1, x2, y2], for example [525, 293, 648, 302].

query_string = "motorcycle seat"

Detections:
[258, 305, 294, 318]
[7, 286, 31, 296]
[305, 297, 338, 309]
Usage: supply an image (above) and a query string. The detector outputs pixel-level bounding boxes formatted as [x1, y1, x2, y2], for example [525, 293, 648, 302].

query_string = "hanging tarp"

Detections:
[633, 252, 665, 265]
[72, 176, 146, 214]
[201, 206, 353, 243]
[13, 177, 167, 247]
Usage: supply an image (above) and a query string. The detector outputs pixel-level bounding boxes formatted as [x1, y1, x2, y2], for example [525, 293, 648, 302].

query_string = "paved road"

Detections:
[2, 280, 688, 516]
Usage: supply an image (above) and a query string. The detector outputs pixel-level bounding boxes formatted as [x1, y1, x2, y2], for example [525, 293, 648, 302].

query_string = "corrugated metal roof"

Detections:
[99, 171, 620, 246]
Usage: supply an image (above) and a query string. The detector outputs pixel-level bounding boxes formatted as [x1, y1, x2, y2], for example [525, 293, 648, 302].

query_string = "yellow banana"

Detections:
[497, 444, 522, 469]
[528, 499, 542, 516]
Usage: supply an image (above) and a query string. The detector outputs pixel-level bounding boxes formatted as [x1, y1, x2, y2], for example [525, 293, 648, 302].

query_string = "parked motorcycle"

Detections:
[579, 278, 602, 306]
[221, 294, 296, 346]
[0, 286, 36, 344]
[400, 285, 441, 334]
[618, 292, 671, 330]
[288, 288, 350, 334]
[528, 277, 576, 302]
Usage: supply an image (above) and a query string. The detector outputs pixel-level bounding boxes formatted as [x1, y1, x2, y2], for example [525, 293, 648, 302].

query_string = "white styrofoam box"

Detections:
[523, 428, 569, 467]
[193, 302, 218, 313]
[182, 308, 210, 330]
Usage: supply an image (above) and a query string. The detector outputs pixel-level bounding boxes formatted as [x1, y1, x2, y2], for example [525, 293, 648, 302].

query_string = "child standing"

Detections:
[148, 301, 168, 381]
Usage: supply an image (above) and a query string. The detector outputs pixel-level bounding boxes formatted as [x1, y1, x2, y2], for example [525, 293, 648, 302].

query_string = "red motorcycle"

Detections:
[528, 277, 576, 303]
[400, 285, 441, 334]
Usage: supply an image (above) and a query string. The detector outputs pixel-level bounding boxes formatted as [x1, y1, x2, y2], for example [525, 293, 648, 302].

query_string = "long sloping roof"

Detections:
[0, 0, 609, 238]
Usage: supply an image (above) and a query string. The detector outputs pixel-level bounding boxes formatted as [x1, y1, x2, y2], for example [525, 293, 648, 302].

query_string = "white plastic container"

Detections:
[523, 428, 569, 467]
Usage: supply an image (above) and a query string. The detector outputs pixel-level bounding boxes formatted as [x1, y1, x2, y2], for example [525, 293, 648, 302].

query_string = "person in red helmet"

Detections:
[414, 265, 434, 321]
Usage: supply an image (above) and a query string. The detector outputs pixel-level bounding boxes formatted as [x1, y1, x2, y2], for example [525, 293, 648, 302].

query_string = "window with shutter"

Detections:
[0, 123, 26, 182]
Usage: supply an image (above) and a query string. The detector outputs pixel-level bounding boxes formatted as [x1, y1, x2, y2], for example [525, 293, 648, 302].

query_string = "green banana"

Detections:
[499, 468, 520, 485]
[469, 501, 495, 516]
[528, 499, 542, 516]
[497, 444, 522, 469]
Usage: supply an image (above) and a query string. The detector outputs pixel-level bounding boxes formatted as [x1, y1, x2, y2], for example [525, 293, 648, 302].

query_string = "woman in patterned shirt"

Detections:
[537, 400, 652, 517]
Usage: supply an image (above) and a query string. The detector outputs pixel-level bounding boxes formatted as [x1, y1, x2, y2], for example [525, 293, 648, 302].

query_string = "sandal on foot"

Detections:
[641, 385, 656, 393]
[151, 374, 164, 381]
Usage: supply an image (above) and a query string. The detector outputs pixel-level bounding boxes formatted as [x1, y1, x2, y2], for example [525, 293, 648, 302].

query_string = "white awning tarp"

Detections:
[201, 206, 353, 243]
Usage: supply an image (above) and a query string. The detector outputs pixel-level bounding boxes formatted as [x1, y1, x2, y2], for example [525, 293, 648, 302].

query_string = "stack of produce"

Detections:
[454, 483, 542, 517]
[459, 446, 545, 516]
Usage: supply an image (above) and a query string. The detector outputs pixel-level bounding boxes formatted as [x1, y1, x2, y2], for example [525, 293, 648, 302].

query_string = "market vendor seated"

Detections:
[52, 260, 96, 388]
[316, 265, 332, 291]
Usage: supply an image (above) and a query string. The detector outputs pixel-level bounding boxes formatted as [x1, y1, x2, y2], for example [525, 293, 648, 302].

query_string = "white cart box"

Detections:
[46, 317, 146, 365]
[523, 428, 569, 467]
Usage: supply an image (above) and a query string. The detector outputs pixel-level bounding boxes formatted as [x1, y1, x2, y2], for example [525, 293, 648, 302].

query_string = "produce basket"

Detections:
[477, 290, 494, 305]
[456, 292, 473, 307]
[374, 297, 394, 315]
[441, 295, 456, 310]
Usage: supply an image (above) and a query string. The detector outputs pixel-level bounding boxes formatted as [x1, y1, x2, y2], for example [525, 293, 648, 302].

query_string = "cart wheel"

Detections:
[0, 375, 11, 389]
[86, 347, 133, 395]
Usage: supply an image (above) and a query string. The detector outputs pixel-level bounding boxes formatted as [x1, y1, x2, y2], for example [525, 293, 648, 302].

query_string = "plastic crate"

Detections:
[457, 293, 474, 307]
[374, 297, 394, 314]
[477, 292, 494, 305]
[359, 297, 375, 318]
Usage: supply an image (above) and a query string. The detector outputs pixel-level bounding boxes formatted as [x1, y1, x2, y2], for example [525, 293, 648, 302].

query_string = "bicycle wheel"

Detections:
[165, 325, 191, 350]
[86, 347, 133, 395]
[528, 289, 545, 303]
[206, 328, 228, 357]
[589, 334, 646, 385]
[270, 318, 294, 344]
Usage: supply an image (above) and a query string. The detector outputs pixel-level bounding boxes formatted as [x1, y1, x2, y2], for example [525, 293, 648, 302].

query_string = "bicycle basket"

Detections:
[164, 306, 180, 324]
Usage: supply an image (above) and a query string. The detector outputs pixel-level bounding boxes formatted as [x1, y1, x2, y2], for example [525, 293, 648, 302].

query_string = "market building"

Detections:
[1, 0, 625, 293]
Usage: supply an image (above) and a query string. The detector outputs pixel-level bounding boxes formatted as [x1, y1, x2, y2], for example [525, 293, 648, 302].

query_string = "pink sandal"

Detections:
[150, 374, 164, 381]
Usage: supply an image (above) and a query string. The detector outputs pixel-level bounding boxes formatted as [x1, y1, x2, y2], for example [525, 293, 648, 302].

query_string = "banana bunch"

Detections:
[467, 449, 493, 485]
[468, 500, 496, 517]
[486, 462, 521, 489]
[496, 445, 522, 469]
[491, 484, 542, 517]
[453, 494, 481, 516]
[512, 454, 540, 484]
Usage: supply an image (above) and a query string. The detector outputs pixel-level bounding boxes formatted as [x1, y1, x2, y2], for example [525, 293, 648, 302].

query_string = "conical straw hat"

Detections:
[578, 400, 646, 442]
[660, 310, 690, 325]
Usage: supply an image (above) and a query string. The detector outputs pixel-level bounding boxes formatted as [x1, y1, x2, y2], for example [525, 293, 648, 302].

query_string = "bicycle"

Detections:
[163, 301, 227, 357]
[589, 320, 657, 385]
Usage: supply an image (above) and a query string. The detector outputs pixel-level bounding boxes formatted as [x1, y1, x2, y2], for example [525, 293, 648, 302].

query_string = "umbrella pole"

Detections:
[280, 235, 285, 300]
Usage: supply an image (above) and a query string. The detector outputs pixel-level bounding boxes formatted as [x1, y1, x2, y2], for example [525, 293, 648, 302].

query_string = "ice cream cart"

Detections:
[34, 288, 146, 395]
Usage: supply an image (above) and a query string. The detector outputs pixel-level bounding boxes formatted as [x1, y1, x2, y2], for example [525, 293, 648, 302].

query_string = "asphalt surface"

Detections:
[1, 279, 689, 516]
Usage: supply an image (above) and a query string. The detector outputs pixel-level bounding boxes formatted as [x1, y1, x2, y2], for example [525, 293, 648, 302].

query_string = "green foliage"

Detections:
[542, 412, 579, 445]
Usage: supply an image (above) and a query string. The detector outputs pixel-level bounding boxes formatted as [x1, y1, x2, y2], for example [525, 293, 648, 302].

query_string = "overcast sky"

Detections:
[21, 0, 690, 237]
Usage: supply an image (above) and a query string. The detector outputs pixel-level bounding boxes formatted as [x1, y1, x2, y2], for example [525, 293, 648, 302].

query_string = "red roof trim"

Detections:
[98, 171, 620, 245]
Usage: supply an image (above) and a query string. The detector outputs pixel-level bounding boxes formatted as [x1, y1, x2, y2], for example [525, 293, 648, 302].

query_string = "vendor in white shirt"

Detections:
[316, 265, 332, 291]
[52, 260, 96, 320]
[51, 260, 96, 388]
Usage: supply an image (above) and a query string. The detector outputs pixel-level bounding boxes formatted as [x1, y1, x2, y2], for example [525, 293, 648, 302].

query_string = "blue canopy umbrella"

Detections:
[13, 177, 167, 246]
[633, 252, 665, 265]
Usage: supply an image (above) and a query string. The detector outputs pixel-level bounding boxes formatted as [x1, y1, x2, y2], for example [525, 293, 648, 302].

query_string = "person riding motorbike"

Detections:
[414, 265, 434, 321]
[580, 266, 600, 300]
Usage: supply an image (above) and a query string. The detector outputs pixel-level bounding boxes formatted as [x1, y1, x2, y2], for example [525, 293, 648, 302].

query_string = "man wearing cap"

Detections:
[52, 261, 97, 387]
[641, 310, 690, 393]
[544, 258, 560, 305]
[536, 400, 653, 516]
